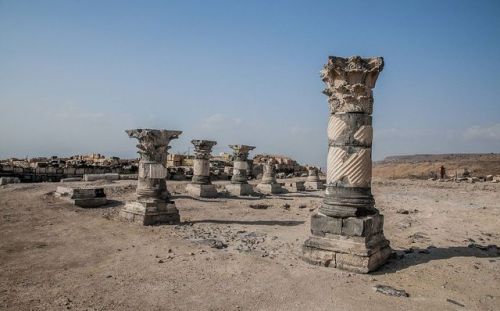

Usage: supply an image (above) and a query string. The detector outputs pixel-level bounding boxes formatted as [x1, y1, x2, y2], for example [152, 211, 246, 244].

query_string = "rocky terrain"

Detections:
[1, 178, 499, 310]
[374, 153, 500, 179]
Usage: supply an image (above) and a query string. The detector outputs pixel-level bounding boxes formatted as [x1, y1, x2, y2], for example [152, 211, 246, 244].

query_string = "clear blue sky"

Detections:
[1, 0, 499, 166]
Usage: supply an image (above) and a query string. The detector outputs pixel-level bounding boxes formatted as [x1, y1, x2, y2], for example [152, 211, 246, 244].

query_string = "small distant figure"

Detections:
[440, 165, 446, 179]
[462, 168, 470, 178]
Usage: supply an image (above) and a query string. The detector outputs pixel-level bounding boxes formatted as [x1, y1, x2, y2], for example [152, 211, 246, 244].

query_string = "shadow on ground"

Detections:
[189, 219, 305, 226]
[375, 245, 500, 274]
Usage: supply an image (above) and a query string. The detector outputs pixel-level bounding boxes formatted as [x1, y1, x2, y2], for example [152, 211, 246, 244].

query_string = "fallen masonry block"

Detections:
[119, 174, 138, 180]
[0, 177, 20, 185]
[83, 173, 120, 182]
[55, 186, 107, 207]
[60, 177, 82, 182]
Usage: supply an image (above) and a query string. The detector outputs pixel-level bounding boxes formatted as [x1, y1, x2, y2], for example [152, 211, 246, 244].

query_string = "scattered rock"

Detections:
[158, 259, 164, 263]
[446, 299, 465, 307]
[373, 285, 409, 297]
[281, 203, 290, 210]
[373, 284, 410, 297]
[249, 204, 270, 209]
[298, 204, 307, 209]
[396, 209, 409, 214]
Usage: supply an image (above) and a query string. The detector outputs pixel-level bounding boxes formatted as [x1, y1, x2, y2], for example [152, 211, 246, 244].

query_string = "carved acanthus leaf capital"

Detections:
[229, 145, 255, 161]
[321, 56, 384, 114]
[126, 129, 182, 163]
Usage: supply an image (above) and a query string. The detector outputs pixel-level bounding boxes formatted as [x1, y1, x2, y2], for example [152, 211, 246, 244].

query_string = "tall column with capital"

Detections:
[302, 56, 391, 273]
[225, 145, 255, 196]
[186, 140, 218, 198]
[120, 129, 182, 225]
[256, 158, 284, 194]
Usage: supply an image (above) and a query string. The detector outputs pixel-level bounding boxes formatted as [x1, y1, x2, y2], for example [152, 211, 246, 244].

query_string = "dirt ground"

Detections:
[1, 178, 499, 310]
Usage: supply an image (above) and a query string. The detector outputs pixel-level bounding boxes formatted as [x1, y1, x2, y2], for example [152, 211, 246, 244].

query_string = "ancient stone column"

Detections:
[120, 129, 182, 225]
[302, 56, 391, 273]
[225, 144, 255, 196]
[304, 166, 325, 190]
[256, 158, 284, 194]
[186, 140, 217, 198]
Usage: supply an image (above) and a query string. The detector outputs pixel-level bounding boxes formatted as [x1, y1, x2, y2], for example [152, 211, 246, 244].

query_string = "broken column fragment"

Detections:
[256, 158, 284, 194]
[304, 166, 325, 190]
[186, 140, 218, 198]
[119, 129, 182, 225]
[225, 145, 255, 196]
[302, 56, 391, 273]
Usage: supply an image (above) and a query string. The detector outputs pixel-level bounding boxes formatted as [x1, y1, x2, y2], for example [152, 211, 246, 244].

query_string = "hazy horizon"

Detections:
[1, 0, 500, 166]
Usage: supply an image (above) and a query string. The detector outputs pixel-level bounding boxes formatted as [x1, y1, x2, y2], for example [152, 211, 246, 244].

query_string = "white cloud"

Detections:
[463, 123, 500, 141]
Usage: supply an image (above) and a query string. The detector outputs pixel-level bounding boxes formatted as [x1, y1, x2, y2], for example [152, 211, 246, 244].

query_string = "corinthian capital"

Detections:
[321, 56, 384, 114]
[126, 129, 182, 163]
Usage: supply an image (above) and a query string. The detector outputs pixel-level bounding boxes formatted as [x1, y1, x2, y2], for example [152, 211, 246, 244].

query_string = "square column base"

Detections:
[304, 181, 325, 190]
[302, 213, 391, 273]
[256, 183, 284, 194]
[186, 183, 218, 198]
[225, 183, 253, 196]
[119, 200, 180, 226]
[284, 181, 305, 192]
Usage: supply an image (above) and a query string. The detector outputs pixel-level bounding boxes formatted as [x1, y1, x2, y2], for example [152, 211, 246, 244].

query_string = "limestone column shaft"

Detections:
[320, 56, 383, 217]
[191, 140, 217, 185]
[126, 129, 182, 202]
[229, 145, 255, 184]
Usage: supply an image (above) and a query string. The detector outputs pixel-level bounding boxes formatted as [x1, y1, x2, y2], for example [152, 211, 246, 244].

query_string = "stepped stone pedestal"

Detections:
[302, 56, 391, 273]
[304, 166, 325, 190]
[225, 145, 255, 196]
[119, 129, 182, 225]
[256, 158, 284, 194]
[186, 140, 218, 198]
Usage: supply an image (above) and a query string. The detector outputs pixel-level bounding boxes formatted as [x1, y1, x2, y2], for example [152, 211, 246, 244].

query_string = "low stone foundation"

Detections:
[304, 181, 325, 190]
[255, 183, 284, 194]
[302, 213, 391, 273]
[283, 181, 305, 192]
[55, 186, 107, 208]
[119, 200, 180, 225]
[186, 183, 218, 198]
[225, 183, 253, 196]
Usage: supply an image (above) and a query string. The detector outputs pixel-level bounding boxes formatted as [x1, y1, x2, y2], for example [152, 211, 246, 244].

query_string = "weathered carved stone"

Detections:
[225, 145, 255, 196]
[55, 186, 107, 207]
[304, 166, 325, 190]
[302, 55, 390, 273]
[256, 158, 284, 194]
[187, 140, 217, 198]
[120, 129, 181, 225]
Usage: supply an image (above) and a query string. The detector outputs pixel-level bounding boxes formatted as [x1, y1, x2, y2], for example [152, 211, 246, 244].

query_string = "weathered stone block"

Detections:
[119, 201, 180, 226]
[283, 181, 305, 192]
[55, 186, 107, 208]
[304, 181, 325, 190]
[335, 246, 391, 273]
[225, 183, 253, 196]
[186, 183, 218, 198]
[255, 183, 284, 194]
[310, 213, 342, 236]
[0, 177, 20, 185]
[301, 247, 336, 267]
[341, 214, 383, 237]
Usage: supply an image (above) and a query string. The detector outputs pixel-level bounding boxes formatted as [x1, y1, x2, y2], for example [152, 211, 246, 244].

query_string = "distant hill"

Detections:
[373, 153, 500, 179]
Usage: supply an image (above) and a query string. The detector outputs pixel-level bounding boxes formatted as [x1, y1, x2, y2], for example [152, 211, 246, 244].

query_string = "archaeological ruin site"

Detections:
[1, 2, 499, 310]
